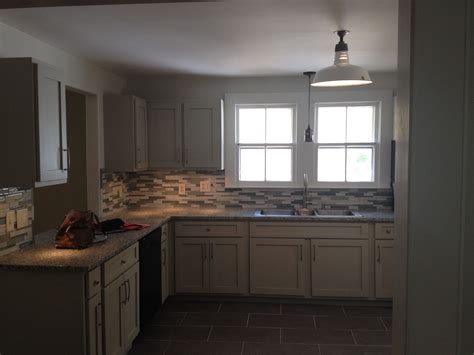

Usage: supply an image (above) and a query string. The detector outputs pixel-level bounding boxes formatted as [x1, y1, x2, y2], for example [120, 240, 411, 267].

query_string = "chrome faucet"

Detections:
[303, 173, 309, 209]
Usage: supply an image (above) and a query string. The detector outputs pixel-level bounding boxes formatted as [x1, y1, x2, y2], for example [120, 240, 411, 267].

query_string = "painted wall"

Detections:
[126, 72, 397, 101]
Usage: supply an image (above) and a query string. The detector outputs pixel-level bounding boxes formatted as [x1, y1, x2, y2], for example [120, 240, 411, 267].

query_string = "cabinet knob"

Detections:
[121, 260, 126, 265]
[206, 228, 211, 232]
[385, 229, 391, 234]
[93, 280, 100, 286]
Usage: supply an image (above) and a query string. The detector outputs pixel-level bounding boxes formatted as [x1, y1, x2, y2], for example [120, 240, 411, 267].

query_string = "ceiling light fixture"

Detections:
[303, 71, 316, 142]
[311, 30, 372, 87]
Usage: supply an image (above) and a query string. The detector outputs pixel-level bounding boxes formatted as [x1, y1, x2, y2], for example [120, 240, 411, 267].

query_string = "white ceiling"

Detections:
[0, 0, 398, 77]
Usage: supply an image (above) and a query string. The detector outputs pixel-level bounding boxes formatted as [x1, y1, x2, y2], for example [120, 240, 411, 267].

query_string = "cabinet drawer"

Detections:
[104, 243, 139, 285]
[375, 223, 395, 239]
[87, 267, 102, 299]
[175, 221, 246, 237]
[250, 222, 369, 239]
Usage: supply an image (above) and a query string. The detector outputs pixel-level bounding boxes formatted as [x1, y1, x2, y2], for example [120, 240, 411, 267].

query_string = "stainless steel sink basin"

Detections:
[255, 209, 297, 216]
[313, 209, 362, 217]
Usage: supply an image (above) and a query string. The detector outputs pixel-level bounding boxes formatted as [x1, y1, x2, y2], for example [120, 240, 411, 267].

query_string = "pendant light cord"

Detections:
[307, 73, 311, 128]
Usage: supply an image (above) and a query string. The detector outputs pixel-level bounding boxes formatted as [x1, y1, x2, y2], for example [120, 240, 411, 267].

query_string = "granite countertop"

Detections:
[0, 208, 393, 272]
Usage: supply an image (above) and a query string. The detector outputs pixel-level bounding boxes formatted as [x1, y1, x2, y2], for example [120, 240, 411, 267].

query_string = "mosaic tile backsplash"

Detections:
[102, 171, 394, 215]
[0, 188, 34, 256]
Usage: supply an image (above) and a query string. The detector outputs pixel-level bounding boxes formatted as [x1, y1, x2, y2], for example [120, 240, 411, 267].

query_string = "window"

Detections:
[225, 91, 393, 189]
[237, 105, 295, 182]
[316, 104, 377, 183]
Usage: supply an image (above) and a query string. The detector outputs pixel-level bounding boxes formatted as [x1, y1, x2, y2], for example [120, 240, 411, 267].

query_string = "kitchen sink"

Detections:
[313, 209, 362, 217]
[255, 209, 362, 217]
[255, 209, 297, 216]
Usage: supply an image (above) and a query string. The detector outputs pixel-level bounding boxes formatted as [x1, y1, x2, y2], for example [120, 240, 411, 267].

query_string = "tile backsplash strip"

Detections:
[101, 172, 129, 215]
[0, 188, 34, 256]
[102, 170, 393, 215]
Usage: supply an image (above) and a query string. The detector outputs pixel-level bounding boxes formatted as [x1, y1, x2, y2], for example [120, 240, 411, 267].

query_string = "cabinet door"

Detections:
[311, 239, 369, 298]
[103, 275, 124, 355]
[122, 263, 140, 349]
[183, 101, 221, 168]
[87, 293, 103, 355]
[134, 97, 148, 170]
[36, 63, 68, 183]
[161, 241, 169, 303]
[250, 238, 306, 296]
[375, 240, 394, 298]
[175, 238, 209, 293]
[209, 238, 247, 294]
[148, 102, 183, 168]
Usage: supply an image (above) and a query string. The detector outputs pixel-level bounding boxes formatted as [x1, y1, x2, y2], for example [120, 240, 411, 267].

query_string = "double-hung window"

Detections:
[315, 103, 378, 183]
[237, 105, 295, 183]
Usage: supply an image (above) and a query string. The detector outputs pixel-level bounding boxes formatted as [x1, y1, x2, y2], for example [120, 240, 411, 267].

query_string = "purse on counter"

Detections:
[55, 209, 101, 249]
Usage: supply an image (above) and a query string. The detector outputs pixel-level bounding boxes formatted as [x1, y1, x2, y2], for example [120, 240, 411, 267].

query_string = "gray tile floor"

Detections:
[129, 301, 392, 355]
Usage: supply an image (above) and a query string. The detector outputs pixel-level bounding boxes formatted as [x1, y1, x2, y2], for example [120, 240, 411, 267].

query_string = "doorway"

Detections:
[33, 90, 88, 234]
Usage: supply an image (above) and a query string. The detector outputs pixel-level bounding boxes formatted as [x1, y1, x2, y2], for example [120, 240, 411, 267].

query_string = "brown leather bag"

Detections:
[55, 210, 101, 249]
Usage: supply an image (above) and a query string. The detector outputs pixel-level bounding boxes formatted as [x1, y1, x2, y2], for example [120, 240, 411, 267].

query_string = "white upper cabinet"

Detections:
[104, 94, 148, 172]
[147, 100, 223, 169]
[147, 102, 183, 168]
[0, 58, 68, 188]
[183, 101, 222, 169]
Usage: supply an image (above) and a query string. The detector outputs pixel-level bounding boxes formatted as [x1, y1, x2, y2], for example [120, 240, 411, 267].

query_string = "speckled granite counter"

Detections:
[0, 208, 393, 272]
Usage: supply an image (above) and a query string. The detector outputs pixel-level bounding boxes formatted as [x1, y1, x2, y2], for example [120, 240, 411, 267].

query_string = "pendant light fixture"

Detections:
[311, 30, 372, 87]
[303, 71, 316, 142]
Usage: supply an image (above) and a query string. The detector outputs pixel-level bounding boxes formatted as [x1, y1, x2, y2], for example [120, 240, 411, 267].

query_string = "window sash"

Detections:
[316, 143, 377, 183]
[238, 144, 295, 182]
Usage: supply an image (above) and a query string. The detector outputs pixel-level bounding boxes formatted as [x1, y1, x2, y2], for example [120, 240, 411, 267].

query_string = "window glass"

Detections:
[266, 108, 293, 144]
[317, 147, 345, 182]
[346, 106, 374, 143]
[239, 147, 265, 181]
[266, 148, 292, 181]
[317, 107, 346, 143]
[238, 108, 265, 143]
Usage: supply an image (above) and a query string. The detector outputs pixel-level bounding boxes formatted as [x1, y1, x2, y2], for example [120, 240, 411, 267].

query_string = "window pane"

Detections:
[239, 148, 265, 181]
[238, 108, 265, 143]
[317, 107, 346, 143]
[347, 147, 374, 182]
[347, 106, 375, 143]
[266, 108, 293, 143]
[317, 147, 345, 182]
[266, 148, 292, 181]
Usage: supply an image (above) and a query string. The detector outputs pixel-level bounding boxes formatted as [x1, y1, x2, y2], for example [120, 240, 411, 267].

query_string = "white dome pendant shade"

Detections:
[311, 30, 372, 87]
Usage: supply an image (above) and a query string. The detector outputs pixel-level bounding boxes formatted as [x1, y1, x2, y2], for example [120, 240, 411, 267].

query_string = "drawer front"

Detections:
[87, 267, 102, 299]
[161, 223, 168, 242]
[250, 222, 369, 239]
[103, 243, 139, 285]
[375, 223, 395, 239]
[175, 221, 246, 237]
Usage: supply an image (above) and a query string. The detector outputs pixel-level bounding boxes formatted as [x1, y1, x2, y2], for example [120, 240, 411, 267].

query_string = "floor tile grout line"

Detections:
[217, 303, 222, 312]
[313, 315, 317, 329]
[350, 329, 358, 345]
[246, 313, 250, 327]
[206, 325, 213, 342]
[380, 317, 388, 331]
[342, 306, 347, 316]
[241, 341, 245, 355]
[162, 340, 172, 355]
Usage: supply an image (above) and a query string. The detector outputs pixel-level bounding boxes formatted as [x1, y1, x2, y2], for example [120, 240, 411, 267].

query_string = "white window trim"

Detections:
[224, 90, 393, 189]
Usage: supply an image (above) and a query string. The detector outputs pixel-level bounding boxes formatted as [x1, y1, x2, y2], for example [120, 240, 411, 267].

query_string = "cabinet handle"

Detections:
[137, 148, 141, 164]
[162, 249, 166, 266]
[121, 283, 126, 305]
[96, 302, 102, 327]
[95, 303, 102, 355]
[176, 147, 181, 163]
[126, 279, 131, 303]
[299, 245, 303, 261]
[377, 246, 381, 263]
[203, 245, 207, 260]
[210, 243, 213, 259]
[62, 148, 70, 171]
[312, 245, 316, 261]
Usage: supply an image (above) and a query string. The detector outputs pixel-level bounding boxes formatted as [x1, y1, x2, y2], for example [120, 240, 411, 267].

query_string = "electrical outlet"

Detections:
[200, 180, 211, 192]
[178, 182, 186, 195]
[6, 211, 16, 232]
[16, 208, 29, 229]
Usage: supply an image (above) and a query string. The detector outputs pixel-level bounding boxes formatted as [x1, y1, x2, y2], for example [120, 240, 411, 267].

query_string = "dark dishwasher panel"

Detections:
[139, 227, 162, 327]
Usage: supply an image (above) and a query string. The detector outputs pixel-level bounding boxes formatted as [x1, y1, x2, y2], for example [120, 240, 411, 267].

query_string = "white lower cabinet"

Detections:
[375, 239, 394, 298]
[250, 238, 306, 296]
[175, 237, 247, 294]
[103, 260, 140, 355]
[311, 239, 369, 298]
